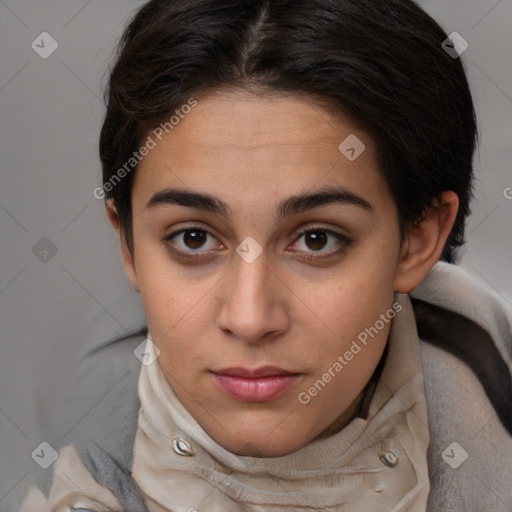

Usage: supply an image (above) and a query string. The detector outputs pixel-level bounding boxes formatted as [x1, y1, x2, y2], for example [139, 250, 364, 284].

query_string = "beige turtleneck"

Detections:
[132, 292, 431, 511]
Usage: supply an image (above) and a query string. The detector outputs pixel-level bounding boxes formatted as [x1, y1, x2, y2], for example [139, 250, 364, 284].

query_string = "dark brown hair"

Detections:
[99, 0, 477, 262]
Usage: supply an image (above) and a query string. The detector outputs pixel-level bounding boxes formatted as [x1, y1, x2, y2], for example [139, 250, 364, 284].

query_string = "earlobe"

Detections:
[105, 200, 140, 292]
[394, 191, 459, 293]
[105, 199, 123, 241]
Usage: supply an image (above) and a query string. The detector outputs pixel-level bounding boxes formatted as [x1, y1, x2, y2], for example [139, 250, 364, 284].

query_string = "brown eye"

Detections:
[291, 227, 351, 259]
[304, 231, 328, 251]
[183, 230, 207, 249]
[165, 228, 219, 255]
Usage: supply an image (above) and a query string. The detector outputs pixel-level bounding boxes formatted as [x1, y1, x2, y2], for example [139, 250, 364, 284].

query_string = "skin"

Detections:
[107, 88, 458, 457]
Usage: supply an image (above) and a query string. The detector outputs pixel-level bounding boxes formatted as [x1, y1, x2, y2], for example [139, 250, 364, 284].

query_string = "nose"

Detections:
[216, 248, 289, 344]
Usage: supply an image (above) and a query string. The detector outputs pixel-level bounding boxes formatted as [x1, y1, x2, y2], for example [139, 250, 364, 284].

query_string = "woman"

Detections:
[20, 0, 512, 510]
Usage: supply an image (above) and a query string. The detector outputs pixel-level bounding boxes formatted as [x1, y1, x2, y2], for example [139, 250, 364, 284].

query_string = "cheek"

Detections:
[132, 243, 214, 356]
[300, 255, 397, 379]
[318, 257, 397, 330]
[300, 281, 393, 410]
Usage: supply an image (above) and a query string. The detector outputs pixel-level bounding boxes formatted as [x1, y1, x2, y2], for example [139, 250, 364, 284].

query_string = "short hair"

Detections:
[99, 0, 477, 262]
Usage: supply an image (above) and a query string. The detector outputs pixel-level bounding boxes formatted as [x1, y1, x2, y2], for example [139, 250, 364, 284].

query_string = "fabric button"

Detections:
[379, 449, 399, 468]
[172, 435, 195, 456]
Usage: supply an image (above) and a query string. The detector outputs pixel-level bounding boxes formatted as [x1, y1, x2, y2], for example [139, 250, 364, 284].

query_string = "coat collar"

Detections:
[132, 293, 431, 511]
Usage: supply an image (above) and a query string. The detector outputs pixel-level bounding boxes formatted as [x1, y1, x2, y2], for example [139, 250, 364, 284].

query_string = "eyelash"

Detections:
[163, 224, 351, 262]
[293, 226, 351, 260]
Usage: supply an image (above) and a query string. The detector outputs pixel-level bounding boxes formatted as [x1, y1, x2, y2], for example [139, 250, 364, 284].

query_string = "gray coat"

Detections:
[26, 263, 512, 511]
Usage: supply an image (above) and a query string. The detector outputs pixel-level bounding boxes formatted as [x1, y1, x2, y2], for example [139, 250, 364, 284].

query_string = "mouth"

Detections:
[210, 366, 303, 402]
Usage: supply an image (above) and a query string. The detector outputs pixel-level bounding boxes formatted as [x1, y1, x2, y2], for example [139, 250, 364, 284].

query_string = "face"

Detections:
[123, 89, 405, 457]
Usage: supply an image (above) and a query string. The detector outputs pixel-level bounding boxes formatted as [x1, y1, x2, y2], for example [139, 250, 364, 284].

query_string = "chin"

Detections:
[231, 438, 305, 457]
[207, 421, 310, 458]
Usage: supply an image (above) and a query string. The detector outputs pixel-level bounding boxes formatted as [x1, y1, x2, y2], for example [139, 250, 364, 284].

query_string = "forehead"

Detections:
[133, 89, 387, 213]
[151, 90, 368, 157]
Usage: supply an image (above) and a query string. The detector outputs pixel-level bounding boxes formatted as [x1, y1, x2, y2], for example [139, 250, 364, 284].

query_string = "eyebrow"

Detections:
[145, 185, 373, 221]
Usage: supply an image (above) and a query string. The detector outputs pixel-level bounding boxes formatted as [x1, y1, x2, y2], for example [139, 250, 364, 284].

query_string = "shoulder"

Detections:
[411, 261, 511, 363]
[19, 445, 122, 512]
[20, 329, 148, 511]
[66, 328, 146, 473]
[411, 263, 512, 511]
[411, 262, 512, 434]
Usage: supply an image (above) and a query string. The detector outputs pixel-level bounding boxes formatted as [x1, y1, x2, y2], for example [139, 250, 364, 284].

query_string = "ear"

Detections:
[105, 200, 140, 292]
[394, 191, 459, 293]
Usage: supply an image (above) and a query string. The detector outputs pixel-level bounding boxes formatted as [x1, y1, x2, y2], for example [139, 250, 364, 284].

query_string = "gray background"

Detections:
[0, 0, 511, 509]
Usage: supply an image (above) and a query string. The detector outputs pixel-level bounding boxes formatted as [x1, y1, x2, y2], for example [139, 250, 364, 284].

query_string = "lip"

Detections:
[211, 366, 302, 402]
